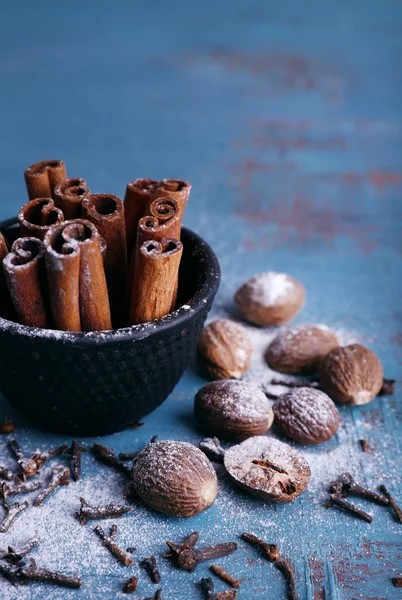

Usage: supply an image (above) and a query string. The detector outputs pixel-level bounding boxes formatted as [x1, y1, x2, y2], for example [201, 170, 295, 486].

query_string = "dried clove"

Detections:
[0, 558, 22, 584]
[327, 487, 373, 523]
[165, 531, 199, 558]
[92, 443, 131, 476]
[126, 546, 137, 553]
[276, 557, 297, 600]
[271, 378, 319, 389]
[23, 557, 83, 588]
[210, 563, 241, 588]
[359, 439, 370, 453]
[1, 479, 41, 503]
[380, 485, 402, 523]
[122, 575, 139, 593]
[78, 497, 132, 525]
[0, 501, 29, 532]
[241, 533, 280, 562]
[216, 591, 238, 600]
[8, 439, 37, 478]
[0, 538, 39, 563]
[199, 437, 225, 463]
[67, 440, 87, 481]
[33, 465, 70, 506]
[0, 466, 13, 481]
[329, 473, 389, 506]
[392, 576, 402, 587]
[144, 590, 164, 600]
[166, 535, 237, 573]
[201, 577, 215, 600]
[95, 525, 134, 566]
[0, 419, 16, 434]
[378, 378, 395, 396]
[141, 555, 161, 583]
[31, 444, 69, 469]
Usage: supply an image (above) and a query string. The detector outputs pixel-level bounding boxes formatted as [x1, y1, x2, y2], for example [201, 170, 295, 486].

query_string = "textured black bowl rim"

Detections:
[0, 220, 221, 346]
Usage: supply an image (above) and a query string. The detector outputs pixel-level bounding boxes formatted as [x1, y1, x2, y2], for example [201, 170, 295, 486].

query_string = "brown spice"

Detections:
[210, 563, 241, 588]
[33, 465, 70, 506]
[0, 419, 16, 434]
[379, 485, 402, 523]
[18, 198, 64, 240]
[141, 555, 161, 583]
[95, 525, 134, 566]
[24, 159, 67, 200]
[122, 575, 139, 593]
[378, 378, 396, 395]
[54, 177, 90, 219]
[124, 178, 158, 255]
[23, 558, 82, 588]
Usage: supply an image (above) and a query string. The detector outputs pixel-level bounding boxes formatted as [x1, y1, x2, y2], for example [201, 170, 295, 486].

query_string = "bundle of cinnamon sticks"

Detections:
[0, 160, 191, 332]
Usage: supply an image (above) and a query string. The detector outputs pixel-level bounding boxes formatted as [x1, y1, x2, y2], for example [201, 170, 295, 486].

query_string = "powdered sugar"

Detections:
[196, 380, 272, 421]
[236, 271, 295, 307]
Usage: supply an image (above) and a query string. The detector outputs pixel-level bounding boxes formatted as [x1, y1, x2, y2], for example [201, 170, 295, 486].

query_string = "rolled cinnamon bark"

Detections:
[155, 179, 192, 212]
[136, 196, 182, 248]
[124, 178, 158, 254]
[18, 198, 64, 241]
[81, 194, 127, 328]
[24, 160, 67, 200]
[45, 219, 112, 332]
[54, 178, 91, 220]
[3, 237, 49, 328]
[0, 232, 13, 319]
[129, 238, 183, 325]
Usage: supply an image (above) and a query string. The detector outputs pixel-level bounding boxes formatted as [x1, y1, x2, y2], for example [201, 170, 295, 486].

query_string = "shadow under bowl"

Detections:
[0, 219, 220, 435]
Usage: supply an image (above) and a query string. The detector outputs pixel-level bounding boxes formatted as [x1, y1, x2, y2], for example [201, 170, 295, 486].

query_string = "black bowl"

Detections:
[0, 219, 220, 435]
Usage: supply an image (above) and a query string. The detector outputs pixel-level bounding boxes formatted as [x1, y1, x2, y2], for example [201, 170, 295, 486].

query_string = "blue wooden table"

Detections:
[0, 1, 401, 598]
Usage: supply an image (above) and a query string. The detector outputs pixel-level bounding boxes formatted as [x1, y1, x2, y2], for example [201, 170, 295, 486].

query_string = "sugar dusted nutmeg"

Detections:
[194, 380, 274, 441]
[273, 387, 340, 444]
[265, 324, 339, 374]
[131, 441, 218, 518]
[198, 319, 252, 380]
[224, 436, 310, 502]
[234, 271, 305, 326]
[320, 344, 383, 406]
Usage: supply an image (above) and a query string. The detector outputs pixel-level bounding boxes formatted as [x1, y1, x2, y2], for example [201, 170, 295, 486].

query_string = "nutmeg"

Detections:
[265, 324, 339, 374]
[194, 380, 274, 441]
[234, 271, 305, 326]
[198, 319, 252, 380]
[132, 440, 218, 518]
[224, 436, 311, 502]
[320, 344, 383, 406]
[272, 387, 340, 444]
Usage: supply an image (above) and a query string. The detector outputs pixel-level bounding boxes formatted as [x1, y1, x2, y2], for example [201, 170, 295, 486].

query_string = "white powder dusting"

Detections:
[236, 271, 295, 307]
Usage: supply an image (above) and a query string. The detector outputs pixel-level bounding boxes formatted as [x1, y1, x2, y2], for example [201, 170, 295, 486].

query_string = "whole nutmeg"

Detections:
[198, 319, 252, 380]
[234, 271, 305, 326]
[132, 441, 218, 518]
[224, 436, 311, 502]
[194, 380, 274, 441]
[265, 324, 339, 374]
[273, 387, 340, 444]
[320, 344, 383, 406]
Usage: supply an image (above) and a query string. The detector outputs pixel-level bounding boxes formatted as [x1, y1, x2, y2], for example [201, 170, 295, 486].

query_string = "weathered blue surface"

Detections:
[0, 1, 401, 598]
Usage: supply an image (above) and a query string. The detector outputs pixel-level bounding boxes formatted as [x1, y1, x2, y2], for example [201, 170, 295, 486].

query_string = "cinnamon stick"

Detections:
[155, 179, 191, 213]
[54, 178, 91, 219]
[129, 238, 183, 325]
[124, 178, 158, 255]
[24, 159, 67, 200]
[81, 194, 127, 327]
[45, 219, 112, 332]
[3, 237, 49, 328]
[18, 198, 64, 241]
[0, 232, 13, 319]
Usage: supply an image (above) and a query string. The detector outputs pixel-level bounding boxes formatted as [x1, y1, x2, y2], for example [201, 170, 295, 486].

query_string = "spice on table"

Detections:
[144, 589, 164, 600]
[378, 378, 395, 396]
[126, 546, 137, 553]
[0, 559, 22, 584]
[33, 465, 70, 506]
[0, 466, 13, 481]
[210, 563, 241, 588]
[359, 439, 370, 453]
[165, 531, 199, 558]
[122, 575, 139, 593]
[8, 439, 37, 478]
[24, 159, 67, 200]
[215, 591, 238, 600]
[326, 483, 373, 523]
[141, 555, 161, 583]
[3, 238, 49, 329]
[392, 577, 402, 587]
[92, 443, 131, 476]
[276, 557, 297, 600]
[379, 485, 402, 523]
[270, 378, 320, 389]
[0, 479, 41, 502]
[18, 198, 64, 241]
[68, 440, 87, 481]
[94, 524, 134, 566]
[0, 538, 39, 563]
[124, 178, 158, 255]
[0, 419, 16, 434]
[32, 444, 69, 469]
[23, 557, 83, 588]
[0, 500, 29, 533]
[329, 473, 389, 506]
[199, 437, 225, 463]
[54, 177, 91, 219]
[155, 178, 192, 213]
[78, 497, 133, 525]
[165, 534, 237, 573]
[201, 576, 215, 600]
